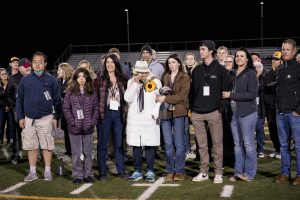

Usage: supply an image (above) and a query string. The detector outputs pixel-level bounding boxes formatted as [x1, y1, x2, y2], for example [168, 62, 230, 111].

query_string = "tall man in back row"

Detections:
[16, 51, 61, 182]
[190, 40, 230, 184]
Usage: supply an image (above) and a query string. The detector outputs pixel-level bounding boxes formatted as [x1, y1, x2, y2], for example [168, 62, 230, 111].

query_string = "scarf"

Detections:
[138, 82, 144, 112]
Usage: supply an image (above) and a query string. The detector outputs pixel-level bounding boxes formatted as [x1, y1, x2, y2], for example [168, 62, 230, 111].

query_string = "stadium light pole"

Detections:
[125, 9, 130, 53]
[260, 2, 264, 56]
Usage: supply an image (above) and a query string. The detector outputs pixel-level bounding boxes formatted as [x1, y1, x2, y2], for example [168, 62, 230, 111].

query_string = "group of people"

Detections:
[2, 39, 300, 186]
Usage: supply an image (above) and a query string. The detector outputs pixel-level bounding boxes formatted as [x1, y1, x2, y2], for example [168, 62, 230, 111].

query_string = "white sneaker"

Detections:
[213, 174, 223, 184]
[269, 152, 277, 158]
[192, 173, 209, 182]
[275, 153, 281, 159]
[186, 151, 196, 160]
[258, 152, 265, 158]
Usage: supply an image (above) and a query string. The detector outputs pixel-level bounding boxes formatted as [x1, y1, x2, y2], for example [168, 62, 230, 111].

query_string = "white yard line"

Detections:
[0, 182, 27, 193]
[132, 183, 180, 187]
[70, 183, 93, 195]
[136, 177, 165, 200]
[220, 185, 234, 198]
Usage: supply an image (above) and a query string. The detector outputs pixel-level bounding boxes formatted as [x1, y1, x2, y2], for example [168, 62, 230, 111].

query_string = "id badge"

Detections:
[203, 86, 210, 96]
[44, 91, 52, 100]
[109, 100, 119, 111]
[76, 109, 84, 119]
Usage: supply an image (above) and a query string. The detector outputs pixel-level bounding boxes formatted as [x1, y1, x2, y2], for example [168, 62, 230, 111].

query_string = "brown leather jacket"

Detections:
[162, 71, 190, 118]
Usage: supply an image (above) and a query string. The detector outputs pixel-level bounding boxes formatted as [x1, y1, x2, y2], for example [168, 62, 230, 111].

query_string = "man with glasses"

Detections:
[16, 51, 61, 182]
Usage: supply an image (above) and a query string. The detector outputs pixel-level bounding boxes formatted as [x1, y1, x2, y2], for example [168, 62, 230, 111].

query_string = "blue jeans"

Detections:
[97, 108, 125, 176]
[231, 111, 257, 180]
[133, 146, 156, 172]
[255, 116, 265, 153]
[161, 116, 185, 174]
[277, 112, 300, 176]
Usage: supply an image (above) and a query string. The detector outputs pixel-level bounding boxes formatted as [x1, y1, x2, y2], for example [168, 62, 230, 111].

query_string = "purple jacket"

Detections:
[63, 90, 99, 135]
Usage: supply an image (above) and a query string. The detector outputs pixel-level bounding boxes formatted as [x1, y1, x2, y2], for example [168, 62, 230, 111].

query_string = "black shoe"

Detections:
[118, 173, 129, 179]
[73, 178, 82, 184]
[84, 176, 94, 183]
[98, 175, 107, 182]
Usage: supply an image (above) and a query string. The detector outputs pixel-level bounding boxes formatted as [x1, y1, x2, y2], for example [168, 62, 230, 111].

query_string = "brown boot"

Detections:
[275, 175, 289, 183]
[165, 174, 174, 182]
[173, 173, 185, 181]
[292, 176, 300, 186]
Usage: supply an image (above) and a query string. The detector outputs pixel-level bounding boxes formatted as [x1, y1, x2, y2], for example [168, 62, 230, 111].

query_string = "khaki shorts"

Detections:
[21, 115, 54, 150]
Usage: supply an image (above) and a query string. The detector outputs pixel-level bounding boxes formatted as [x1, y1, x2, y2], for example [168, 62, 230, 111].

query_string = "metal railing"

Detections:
[53, 37, 300, 68]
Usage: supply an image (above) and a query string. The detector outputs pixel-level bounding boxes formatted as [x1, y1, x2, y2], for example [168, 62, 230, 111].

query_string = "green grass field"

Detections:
[0, 142, 299, 200]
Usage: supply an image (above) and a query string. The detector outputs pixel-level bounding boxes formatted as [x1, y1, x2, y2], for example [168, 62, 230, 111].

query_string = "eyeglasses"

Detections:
[224, 61, 233, 63]
[0, 73, 7, 76]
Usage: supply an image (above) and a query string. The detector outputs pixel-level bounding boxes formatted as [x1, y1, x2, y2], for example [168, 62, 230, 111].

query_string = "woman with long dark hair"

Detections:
[94, 54, 128, 181]
[63, 67, 99, 184]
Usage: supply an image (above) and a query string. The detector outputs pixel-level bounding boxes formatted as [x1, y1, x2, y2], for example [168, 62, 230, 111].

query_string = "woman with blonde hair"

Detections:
[57, 63, 74, 156]
[78, 60, 97, 79]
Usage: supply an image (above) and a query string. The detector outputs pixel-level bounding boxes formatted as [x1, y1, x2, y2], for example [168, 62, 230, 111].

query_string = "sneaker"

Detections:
[258, 152, 265, 158]
[43, 171, 53, 181]
[269, 152, 277, 158]
[213, 174, 223, 184]
[129, 171, 143, 181]
[84, 176, 94, 183]
[145, 170, 155, 182]
[229, 176, 239, 182]
[11, 156, 19, 165]
[238, 174, 252, 182]
[275, 153, 281, 159]
[2, 145, 10, 160]
[24, 172, 38, 182]
[192, 173, 209, 182]
[186, 151, 196, 160]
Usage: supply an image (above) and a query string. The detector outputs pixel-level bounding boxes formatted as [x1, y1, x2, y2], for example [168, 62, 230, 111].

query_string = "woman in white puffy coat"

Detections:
[124, 60, 162, 181]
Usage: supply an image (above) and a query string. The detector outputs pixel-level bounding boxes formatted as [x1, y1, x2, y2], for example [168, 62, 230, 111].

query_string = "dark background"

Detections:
[0, 0, 298, 68]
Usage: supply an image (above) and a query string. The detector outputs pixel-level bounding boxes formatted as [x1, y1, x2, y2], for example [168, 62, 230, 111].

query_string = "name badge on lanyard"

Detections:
[44, 91, 52, 100]
[109, 100, 119, 110]
[77, 109, 84, 119]
[203, 86, 210, 96]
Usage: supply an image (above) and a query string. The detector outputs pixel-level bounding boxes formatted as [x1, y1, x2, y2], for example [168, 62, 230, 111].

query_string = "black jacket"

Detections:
[263, 67, 279, 109]
[231, 68, 258, 117]
[276, 58, 300, 114]
[189, 59, 230, 114]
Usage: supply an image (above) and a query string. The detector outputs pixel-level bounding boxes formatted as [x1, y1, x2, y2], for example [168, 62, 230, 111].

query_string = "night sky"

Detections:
[0, 0, 298, 68]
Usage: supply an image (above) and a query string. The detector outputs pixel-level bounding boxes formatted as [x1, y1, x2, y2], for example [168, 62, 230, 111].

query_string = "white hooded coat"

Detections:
[124, 76, 162, 146]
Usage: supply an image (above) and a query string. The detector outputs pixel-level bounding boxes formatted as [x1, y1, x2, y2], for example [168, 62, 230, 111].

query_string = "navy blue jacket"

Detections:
[16, 71, 61, 120]
[231, 68, 258, 117]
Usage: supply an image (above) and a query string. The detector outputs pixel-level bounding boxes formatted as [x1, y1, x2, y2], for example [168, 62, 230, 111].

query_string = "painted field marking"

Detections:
[220, 185, 234, 198]
[70, 183, 93, 195]
[0, 182, 27, 193]
[132, 177, 180, 200]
